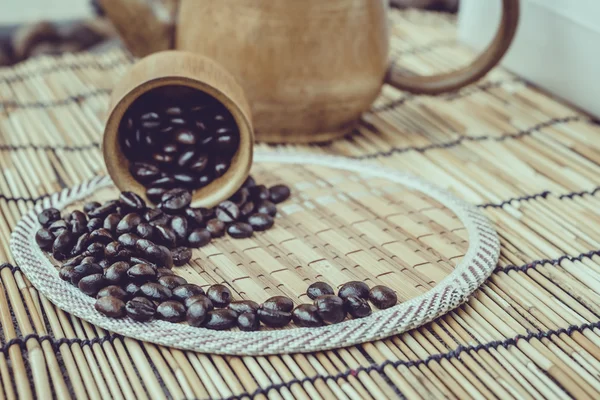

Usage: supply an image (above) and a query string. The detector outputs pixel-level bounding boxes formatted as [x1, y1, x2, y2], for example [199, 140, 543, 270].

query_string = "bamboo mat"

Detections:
[1, 8, 600, 399]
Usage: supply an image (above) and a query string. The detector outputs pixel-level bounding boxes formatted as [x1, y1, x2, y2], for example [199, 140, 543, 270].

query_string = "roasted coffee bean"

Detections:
[147, 187, 167, 204]
[338, 281, 369, 300]
[213, 158, 229, 177]
[160, 188, 191, 213]
[70, 233, 90, 256]
[104, 241, 132, 262]
[69, 211, 88, 235]
[119, 191, 146, 212]
[164, 105, 183, 116]
[48, 219, 68, 235]
[156, 300, 186, 322]
[64, 254, 85, 267]
[174, 128, 196, 145]
[238, 312, 259, 331]
[95, 296, 126, 318]
[125, 282, 142, 298]
[144, 244, 173, 269]
[97, 285, 128, 300]
[230, 188, 249, 206]
[149, 174, 176, 188]
[158, 275, 187, 290]
[81, 256, 97, 265]
[314, 295, 346, 324]
[173, 173, 195, 187]
[140, 111, 161, 129]
[140, 282, 172, 302]
[38, 208, 61, 227]
[184, 208, 204, 227]
[292, 304, 324, 327]
[187, 228, 211, 248]
[239, 201, 255, 219]
[103, 213, 121, 232]
[59, 265, 76, 282]
[135, 238, 154, 254]
[177, 150, 196, 169]
[215, 131, 238, 154]
[136, 222, 155, 240]
[307, 282, 335, 300]
[242, 176, 256, 189]
[88, 201, 119, 218]
[127, 264, 157, 282]
[206, 284, 232, 308]
[206, 219, 225, 238]
[154, 225, 177, 248]
[85, 242, 105, 258]
[216, 201, 240, 223]
[156, 268, 175, 278]
[126, 297, 156, 321]
[172, 284, 204, 302]
[36, 228, 54, 250]
[247, 213, 274, 231]
[203, 309, 238, 330]
[118, 233, 140, 249]
[197, 173, 213, 188]
[88, 228, 114, 244]
[84, 201, 101, 214]
[53, 230, 74, 259]
[269, 184, 291, 204]
[78, 273, 107, 296]
[144, 208, 168, 224]
[170, 216, 189, 244]
[227, 222, 253, 239]
[262, 296, 294, 312]
[248, 185, 269, 202]
[368, 286, 397, 309]
[172, 247, 192, 266]
[228, 300, 259, 315]
[184, 294, 214, 310]
[87, 217, 103, 232]
[99, 259, 111, 269]
[186, 301, 209, 327]
[256, 200, 277, 217]
[344, 296, 372, 318]
[257, 308, 292, 328]
[188, 154, 209, 174]
[104, 261, 130, 284]
[117, 213, 142, 235]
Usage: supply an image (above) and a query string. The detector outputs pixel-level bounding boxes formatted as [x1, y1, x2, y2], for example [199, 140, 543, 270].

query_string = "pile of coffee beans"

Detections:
[120, 86, 241, 202]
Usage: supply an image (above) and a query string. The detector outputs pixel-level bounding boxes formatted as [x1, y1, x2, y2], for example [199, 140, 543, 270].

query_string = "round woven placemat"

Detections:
[10, 151, 499, 355]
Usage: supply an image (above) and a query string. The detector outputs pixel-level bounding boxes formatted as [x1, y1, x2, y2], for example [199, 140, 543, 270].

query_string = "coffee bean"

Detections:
[156, 300, 186, 322]
[85, 242, 105, 258]
[172, 247, 192, 266]
[160, 188, 191, 213]
[103, 213, 121, 232]
[338, 281, 369, 301]
[206, 284, 232, 307]
[116, 213, 142, 235]
[64, 254, 85, 268]
[186, 301, 209, 327]
[126, 297, 156, 321]
[87, 217, 103, 232]
[136, 222, 155, 239]
[292, 304, 324, 327]
[257, 308, 292, 328]
[206, 219, 225, 238]
[188, 228, 211, 248]
[125, 282, 142, 298]
[184, 294, 214, 310]
[78, 273, 106, 296]
[197, 173, 213, 188]
[203, 309, 238, 330]
[229, 188, 249, 206]
[239, 201, 255, 219]
[248, 185, 269, 202]
[307, 282, 334, 300]
[104, 241, 132, 262]
[135, 238, 154, 253]
[314, 295, 346, 324]
[140, 111, 161, 130]
[177, 150, 196, 169]
[84, 201, 101, 214]
[172, 284, 204, 302]
[119, 191, 146, 212]
[262, 296, 294, 312]
[247, 213, 274, 231]
[70, 233, 90, 256]
[118, 233, 140, 249]
[149, 175, 176, 188]
[156, 268, 175, 278]
[36, 228, 54, 250]
[255, 200, 277, 217]
[216, 201, 239, 223]
[144, 244, 173, 269]
[140, 282, 172, 302]
[173, 173, 195, 187]
[188, 154, 209, 174]
[95, 296, 126, 318]
[368, 286, 397, 309]
[164, 105, 183, 116]
[104, 261, 130, 284]
[214, 158, 229, 177]
[170, 216, 189, 244]
[144, 208, 170, 225]
[344, 296, 372, 318]
[174, 128, 196, 145]
[81, 256, 97, 265]
[88, 201, 119, 219]
[184, 208, 204, 227]
[269, 184, 291, 204]
[59, 265, 76, 282]
[97, 285, 128, 300]
[154, 225, 177, 248]
[242, 176, 256, 189]
[69, 211, 88, 235]
[228, 300, 259, 315]
[227, 222, 253, 239]
[237, 312, 259, 331]
[53, 230, 74, 259]
[48, 219, 68, 236]
[98, 259, 111, 269]
[158, 275, 187, 290]
[127, 264, 157, 282]
[38, 208, 61, 227]
[147, 187, 167, 204]
[88, 228, 114, 244]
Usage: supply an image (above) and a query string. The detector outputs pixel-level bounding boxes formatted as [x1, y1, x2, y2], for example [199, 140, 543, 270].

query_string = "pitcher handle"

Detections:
[385, 0, 519, 95]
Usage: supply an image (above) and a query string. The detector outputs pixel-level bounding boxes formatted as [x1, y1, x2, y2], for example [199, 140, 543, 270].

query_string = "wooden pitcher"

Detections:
[101, 0, 519, 143]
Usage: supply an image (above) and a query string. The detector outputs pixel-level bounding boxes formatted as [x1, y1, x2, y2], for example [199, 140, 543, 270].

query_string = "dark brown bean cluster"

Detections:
[120, 86, 240, 202]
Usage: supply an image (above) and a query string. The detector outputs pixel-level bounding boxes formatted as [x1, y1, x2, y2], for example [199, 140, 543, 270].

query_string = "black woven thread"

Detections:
[1, 332, 122, 355]
[559, 186, 600, 199]
[498, 249, 600, 273]
[0, 142, 100, 152]
[0, 263, 21, 273]
[0, 89, 111, 109]
[225, 319, 600, 400]
[478, 191, 551, 208]
[351, 116, 584, 160]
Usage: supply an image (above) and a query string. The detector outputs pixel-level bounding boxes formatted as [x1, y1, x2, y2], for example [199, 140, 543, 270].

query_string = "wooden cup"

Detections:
[103, 50, 254, 207]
